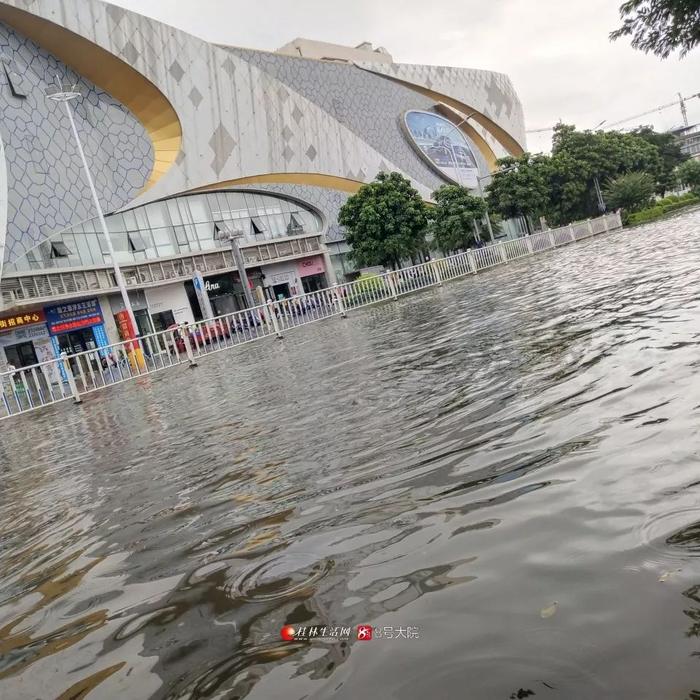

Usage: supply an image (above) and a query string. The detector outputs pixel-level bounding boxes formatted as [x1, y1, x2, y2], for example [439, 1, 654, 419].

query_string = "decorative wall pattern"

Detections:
[225, 48, 489, 193]
[0, 20, 153, 265]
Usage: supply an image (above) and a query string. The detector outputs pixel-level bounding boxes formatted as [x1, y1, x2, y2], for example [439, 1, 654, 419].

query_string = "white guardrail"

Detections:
[0, 212, 622, 420]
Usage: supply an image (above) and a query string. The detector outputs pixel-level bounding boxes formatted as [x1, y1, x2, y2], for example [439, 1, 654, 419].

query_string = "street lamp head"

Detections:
[45, 83, 81, 102]
[215, 222, 244, 242]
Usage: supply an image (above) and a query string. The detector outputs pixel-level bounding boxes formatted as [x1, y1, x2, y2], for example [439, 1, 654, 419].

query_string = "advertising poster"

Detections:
[404, 110, 479, 188]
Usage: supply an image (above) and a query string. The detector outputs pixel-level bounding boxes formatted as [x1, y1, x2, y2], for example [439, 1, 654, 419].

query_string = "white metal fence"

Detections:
[0, 211, 622, 420]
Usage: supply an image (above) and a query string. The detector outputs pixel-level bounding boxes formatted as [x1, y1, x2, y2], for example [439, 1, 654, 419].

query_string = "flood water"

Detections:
[2, 209, 700, 699]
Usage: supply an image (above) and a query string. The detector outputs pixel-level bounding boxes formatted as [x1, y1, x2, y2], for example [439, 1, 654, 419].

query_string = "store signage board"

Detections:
[44, 299, 104, 335]
[0, 309, 45, 331]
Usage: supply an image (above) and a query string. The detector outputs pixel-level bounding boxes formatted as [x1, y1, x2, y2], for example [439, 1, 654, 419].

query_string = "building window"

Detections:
[3, 63, 27, 99]
[50, 241, 72, 258]
[128, 233, 147, 252]
[251, 217, 266, 236]
[287, 213, 304, 235]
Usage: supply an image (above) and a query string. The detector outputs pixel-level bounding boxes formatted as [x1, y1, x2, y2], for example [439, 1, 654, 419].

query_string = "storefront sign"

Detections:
[0, 309, 45, 331]
[44, 298, 104, 335]
[297, 256, 326, 278]
[270, 271, 296, 285]
[0, 323, 50, 347]
[193, 271, 215, 320]
[115, 310, 137, 343]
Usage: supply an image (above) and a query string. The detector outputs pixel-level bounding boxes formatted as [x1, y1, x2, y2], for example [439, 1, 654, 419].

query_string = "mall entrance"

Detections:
[272, 283, 291, 299]
[301, 273, 327, 294]
[186, 270, 263, 320]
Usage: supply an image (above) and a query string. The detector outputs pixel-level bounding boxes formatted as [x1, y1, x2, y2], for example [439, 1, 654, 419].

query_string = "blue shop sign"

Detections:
[45, 298, 104, 336]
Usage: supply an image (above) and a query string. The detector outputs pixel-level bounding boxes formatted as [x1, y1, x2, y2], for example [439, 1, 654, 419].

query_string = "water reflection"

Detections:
[1, 210, 700, 698]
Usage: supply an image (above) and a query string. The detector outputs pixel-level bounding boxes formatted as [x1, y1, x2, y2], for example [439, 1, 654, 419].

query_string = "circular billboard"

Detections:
[404, 110, 479, 188]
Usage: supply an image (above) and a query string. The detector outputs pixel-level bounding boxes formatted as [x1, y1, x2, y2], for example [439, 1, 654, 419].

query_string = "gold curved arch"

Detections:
[357, 67, 525, 161]
[186, 173, 366, 195]
[0, 3, 182, 192]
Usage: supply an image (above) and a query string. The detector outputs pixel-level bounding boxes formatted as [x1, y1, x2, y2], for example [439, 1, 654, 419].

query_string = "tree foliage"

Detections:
[485, 154, 552, 224]
[428, 185, 486, 253]
[485, 124, 672, 227]
[677, 158, 700, 192]
[338, 171, 428, 269]
[603, 171, 656, 213]
[630, 125, 687, 194]
[610, 0, 700, 58]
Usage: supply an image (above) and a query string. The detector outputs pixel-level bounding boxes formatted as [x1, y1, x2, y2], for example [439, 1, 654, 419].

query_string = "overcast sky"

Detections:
[113, 0, 700, 153]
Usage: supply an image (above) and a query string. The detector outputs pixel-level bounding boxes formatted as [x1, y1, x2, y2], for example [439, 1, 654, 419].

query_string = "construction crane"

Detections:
[526, 92, 700, 134]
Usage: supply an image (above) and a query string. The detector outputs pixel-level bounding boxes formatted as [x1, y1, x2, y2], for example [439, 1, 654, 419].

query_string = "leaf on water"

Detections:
[540, 601, 558, 619]
[658, 569, 682, 582]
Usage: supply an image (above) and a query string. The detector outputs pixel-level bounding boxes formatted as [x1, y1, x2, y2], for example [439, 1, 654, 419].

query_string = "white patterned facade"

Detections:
[0, 0, 526, 304]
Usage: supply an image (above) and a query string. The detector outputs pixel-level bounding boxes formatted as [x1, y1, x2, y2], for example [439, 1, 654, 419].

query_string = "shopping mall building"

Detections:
[0, 0, 525, 371]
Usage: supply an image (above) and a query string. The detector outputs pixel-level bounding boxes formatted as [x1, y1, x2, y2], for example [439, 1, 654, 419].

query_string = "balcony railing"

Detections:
[1, 234, 323, 308]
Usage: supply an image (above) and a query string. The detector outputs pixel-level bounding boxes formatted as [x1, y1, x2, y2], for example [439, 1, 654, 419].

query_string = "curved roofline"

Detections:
[355, 64, 525, 157]
[0, 2, 182, 193]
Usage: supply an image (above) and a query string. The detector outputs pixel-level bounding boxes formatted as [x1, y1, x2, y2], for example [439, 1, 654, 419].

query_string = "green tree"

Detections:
[630, 125, 688, 195]
[603, 171, 656, 213]
[428, 185, 486, 253]
[338, 171, 428, 269]
[610, 0, 700, 58]
[551, 123, 662, 220]
[485, 154, 552, 231]
[677, 158, 700, 192]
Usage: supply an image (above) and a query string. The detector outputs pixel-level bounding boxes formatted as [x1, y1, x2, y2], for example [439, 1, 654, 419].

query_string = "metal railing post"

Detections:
[333, 283, 347, 318]
[267, 299, 283, 339]
[182, 325, 198, 368]
[60, 352, 82, 404]
[568, 223, 576, 242]
[526, 236, 534, 254]
[548, 230, 556, 247]
[431, 259, 443, 286]
[587, 218, 594, 236]
[603, 214, 609, 233]
[386, 271, 399, 300]
[467, 250, 476, 273]
[499, 243, 508, 264]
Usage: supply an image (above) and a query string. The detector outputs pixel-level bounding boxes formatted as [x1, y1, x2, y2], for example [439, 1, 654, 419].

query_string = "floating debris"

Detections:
[658, 569, 682, 582]
[540, 602, 559, 619]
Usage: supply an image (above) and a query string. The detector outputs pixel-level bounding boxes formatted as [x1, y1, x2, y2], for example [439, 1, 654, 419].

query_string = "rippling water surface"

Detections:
[2, 211, 700, 699]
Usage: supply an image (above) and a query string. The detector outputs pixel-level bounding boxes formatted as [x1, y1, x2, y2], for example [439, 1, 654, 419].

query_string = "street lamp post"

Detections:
[476, 163, 521, 242]
[475, 174, 495, 242]
[216, 224, 257, 310]
[46, 79, 139, 336]
[447, 112, 496, 242]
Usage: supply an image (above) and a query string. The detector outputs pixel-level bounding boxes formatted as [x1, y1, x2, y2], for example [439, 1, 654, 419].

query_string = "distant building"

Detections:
[671, 124, 700, 160]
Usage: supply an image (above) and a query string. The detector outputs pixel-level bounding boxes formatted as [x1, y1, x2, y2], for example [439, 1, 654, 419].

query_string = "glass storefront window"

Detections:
[12, 190, 324, 272]
[167, 199, 183, 226]
[188, 197, 211, 224]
